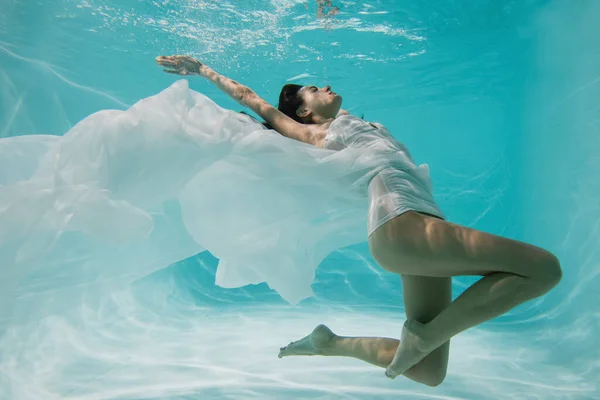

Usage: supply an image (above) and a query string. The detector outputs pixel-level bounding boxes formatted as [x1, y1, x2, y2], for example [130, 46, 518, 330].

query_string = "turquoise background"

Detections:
[1, 0, 598, 398]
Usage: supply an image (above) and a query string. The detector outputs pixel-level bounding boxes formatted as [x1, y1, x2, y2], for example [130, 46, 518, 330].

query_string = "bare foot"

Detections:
[385, 320, 437, 379]
[278, 324, 335, 358]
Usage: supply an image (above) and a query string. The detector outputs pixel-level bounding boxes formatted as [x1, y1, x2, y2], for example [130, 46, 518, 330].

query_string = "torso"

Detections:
[319, 114, 413, 159]
[320, 114, 446, 237]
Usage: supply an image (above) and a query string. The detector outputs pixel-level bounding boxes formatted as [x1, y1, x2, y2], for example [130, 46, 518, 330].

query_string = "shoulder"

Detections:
[307, 115, 354, 148]
[311, 114, 353, 148]
[308, 123, 330, 148]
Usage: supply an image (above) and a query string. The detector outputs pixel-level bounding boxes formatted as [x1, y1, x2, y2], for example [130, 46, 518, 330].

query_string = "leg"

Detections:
[397, 275, 451, 386]
[369, 211, 563, 377]
[277, 276, 452, 387]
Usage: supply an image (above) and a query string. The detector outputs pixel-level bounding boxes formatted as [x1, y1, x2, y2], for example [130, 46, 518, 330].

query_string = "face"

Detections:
[298, 85, 343, 121]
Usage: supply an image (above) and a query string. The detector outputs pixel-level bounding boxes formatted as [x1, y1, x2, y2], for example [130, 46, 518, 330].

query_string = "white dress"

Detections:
[0, 80, 443, 325]
[324, 115, 445, 235]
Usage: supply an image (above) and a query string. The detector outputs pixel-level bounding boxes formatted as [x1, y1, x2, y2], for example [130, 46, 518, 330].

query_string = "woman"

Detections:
[156, 55, 562, 387]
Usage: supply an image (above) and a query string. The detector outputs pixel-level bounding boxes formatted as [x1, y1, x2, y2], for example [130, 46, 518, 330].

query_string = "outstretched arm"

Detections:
[156, 55, 316, 145]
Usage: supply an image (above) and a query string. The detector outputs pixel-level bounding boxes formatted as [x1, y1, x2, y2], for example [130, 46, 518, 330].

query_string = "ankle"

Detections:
[407, 320, 445, 352]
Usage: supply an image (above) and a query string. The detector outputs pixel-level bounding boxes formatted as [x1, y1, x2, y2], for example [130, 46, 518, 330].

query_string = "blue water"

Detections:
[1, 0, 599, 399]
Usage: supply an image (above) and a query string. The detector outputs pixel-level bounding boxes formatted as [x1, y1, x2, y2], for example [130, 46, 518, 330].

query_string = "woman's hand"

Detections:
[155, 55, 208, 76]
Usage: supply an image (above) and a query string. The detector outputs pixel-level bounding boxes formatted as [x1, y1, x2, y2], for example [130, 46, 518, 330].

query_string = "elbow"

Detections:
[236, 88, 255, 105]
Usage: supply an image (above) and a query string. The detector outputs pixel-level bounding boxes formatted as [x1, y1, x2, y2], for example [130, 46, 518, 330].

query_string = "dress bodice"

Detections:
[324, 114, 417, 168]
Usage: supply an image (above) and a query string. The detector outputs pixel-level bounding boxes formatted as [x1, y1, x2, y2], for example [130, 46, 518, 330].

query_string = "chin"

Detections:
[332, 94, 342, 107]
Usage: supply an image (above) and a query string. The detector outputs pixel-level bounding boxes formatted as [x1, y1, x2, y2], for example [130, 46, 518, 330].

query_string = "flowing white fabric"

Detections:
[1, 79, 411, 327]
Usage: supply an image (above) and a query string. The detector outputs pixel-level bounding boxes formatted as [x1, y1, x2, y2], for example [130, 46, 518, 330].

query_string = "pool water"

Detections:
[1, 0, 599, 399]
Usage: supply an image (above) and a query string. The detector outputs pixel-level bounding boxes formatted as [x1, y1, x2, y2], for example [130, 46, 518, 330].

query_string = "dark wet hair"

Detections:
[239, 83, 306, 130]
[276, 84, 305, 123]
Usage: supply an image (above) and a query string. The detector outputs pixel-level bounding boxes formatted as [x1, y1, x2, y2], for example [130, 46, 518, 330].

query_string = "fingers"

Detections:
[156, 55, 200, 75]
[156, 56, 179, 67]
[156, 55, 200, 65]
[156, 56, 185, 75]
[155, 56, 180, 66]
[156, 55, 189, 62]
[158, 62, 179, 69]
[155, 55, 172, 63]
[164, 69, 188, 75]
[156, 55, 183, 61]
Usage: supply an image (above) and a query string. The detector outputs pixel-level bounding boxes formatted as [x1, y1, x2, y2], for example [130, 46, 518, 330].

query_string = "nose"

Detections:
[324, 85, 331, 92]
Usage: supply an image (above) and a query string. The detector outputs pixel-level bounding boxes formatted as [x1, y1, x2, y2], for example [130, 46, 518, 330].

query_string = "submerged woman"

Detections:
[156, 55, 562, 387]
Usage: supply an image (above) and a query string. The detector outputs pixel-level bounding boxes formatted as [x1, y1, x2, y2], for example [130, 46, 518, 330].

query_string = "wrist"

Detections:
[199, 65, 213, 78]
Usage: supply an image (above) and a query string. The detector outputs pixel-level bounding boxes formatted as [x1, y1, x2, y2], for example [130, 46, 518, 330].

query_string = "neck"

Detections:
[310, 109, 348, 125]
[311, 115, 333, 124]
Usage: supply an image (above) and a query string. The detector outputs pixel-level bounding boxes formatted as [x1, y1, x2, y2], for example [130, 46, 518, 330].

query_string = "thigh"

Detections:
[369, 211, 559, 279]
[401, 275, 451, 376]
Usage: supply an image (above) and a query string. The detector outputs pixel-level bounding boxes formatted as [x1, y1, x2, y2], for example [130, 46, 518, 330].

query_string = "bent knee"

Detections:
[418, 369, 446, 387]
[406, 352, 448, 387]
[537, 251, 562, 288]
